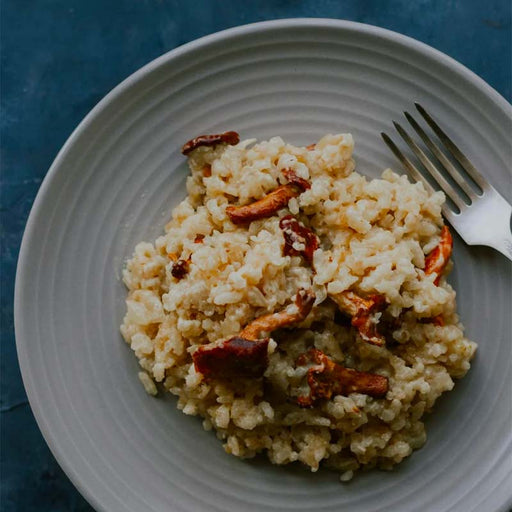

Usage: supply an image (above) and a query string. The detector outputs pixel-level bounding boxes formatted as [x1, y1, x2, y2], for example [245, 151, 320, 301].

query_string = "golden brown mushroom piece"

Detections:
[330, 291, 387, 347]
[424, 226, 453, 286]
[240, 288, 315, 340]
[181, 131, 240, 155]
[192, 336, 269, 379]
[193, 289, 316, 379]
[430, 315, 444, 326]
[295, 348, 389, 407]
[226, 169, 310, 225]
[279, 215, 319, 266]
[281, 168, 311, 192]
[420, 314, 444, 327]
[418, 226, 452, 325]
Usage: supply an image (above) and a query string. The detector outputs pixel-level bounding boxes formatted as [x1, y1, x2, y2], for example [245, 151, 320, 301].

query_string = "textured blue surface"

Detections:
[1, 1, 510, 510]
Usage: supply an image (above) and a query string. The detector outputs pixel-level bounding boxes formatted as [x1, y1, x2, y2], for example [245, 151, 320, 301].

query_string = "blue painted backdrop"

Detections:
[1, 1, 510, 510]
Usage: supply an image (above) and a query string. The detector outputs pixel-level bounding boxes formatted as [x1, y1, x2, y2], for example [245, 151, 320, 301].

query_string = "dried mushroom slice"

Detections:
[226, 170, 310, 225]
[424, 225, 453, 285]
[430, 314, 444, 326]
[295, 348, 389, 407]
[281, 168, 311, 192]
[240, 288, 315, 340]
[420, 314, 444, 327]
[193, 336, 269, 379]
[279, 215, 319, 266]
[226, 185, 299, 224]
[330, 291, 387, 346]
[181, 131, 240, 155]
[193, 289, 316, 379]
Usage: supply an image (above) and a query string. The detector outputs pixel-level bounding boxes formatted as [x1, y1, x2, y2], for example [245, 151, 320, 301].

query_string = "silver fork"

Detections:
[382, 103, 512, 261]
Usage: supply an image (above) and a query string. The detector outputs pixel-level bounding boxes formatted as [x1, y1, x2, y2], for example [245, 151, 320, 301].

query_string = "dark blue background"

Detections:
[1, 1, 510, 510]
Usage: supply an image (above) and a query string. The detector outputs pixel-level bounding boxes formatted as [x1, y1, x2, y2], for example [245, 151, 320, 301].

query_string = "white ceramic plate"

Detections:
[15, 19, 512, 512]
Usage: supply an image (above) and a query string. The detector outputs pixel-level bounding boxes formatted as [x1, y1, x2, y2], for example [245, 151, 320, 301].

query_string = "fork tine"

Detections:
[381, 132, 435, 193]
[392, 121, 466, 211]
[404, 112, 478, 202]
[414, 103, 488, 191]
[381, 132, 456, 222]
[381, 132, 457, 223]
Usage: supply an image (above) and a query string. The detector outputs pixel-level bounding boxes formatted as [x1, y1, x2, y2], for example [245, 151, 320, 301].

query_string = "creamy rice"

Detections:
[121, 133, 476, 477]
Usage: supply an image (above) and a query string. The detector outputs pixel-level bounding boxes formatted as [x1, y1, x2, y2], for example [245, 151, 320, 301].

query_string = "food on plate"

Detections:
[225, 169, 310, 225]
[121, 130, 476, 479]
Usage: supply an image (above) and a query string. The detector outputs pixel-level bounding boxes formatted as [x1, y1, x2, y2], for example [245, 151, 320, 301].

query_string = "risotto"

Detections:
[121, 131, 477, 479]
